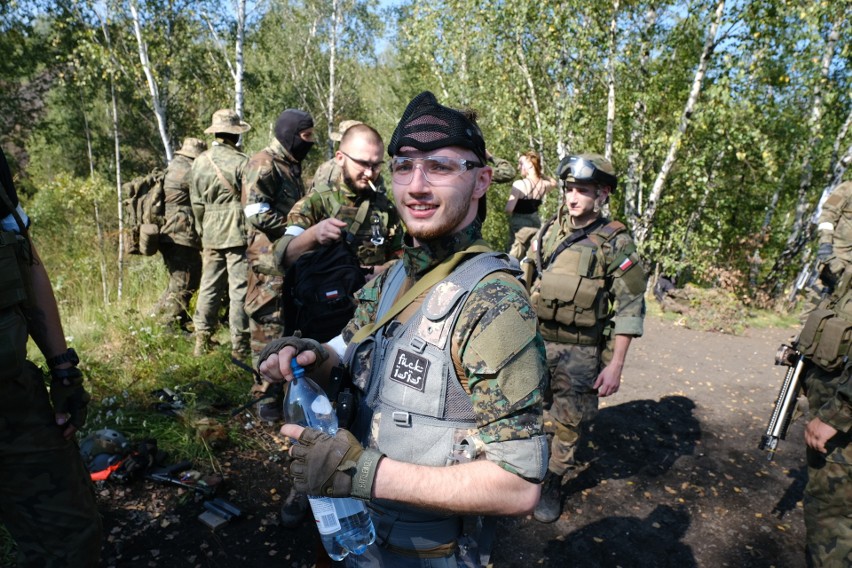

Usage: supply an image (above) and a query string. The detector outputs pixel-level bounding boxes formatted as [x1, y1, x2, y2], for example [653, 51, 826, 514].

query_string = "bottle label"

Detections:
[310, 497, 342, 535]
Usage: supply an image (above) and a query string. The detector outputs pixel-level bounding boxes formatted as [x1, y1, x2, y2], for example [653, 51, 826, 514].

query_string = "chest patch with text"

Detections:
[389, 349, 430, 392]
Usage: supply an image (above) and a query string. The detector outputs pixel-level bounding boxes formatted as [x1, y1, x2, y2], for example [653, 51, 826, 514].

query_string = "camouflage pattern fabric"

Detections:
[152, 242, 201, 329]
[160, 153, 201, 248]
[508, 212, 541, 256]
[342, 221, 547, 474]
[803, 363, 852, 566]
[242, 140, 306, 363]
[489, 156, 516, 184]
[543, 342, 600, 475]
[532, 211, 646, 477]
[193, 246, 249, 352]
[0, 307, 102, 567]
[190, 141, 248, 250]
[819, 181, 852, 278]
[279, 159, 402, 267]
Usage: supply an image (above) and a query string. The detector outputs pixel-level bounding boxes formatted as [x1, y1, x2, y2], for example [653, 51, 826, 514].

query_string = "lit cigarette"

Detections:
[368, 180, 377, 192]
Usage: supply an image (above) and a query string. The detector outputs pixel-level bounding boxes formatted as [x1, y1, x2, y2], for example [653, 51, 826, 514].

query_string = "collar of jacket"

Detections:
[402, 220, 483, 279]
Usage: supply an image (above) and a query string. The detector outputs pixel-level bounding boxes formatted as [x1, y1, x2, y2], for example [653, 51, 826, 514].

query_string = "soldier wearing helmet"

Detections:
[527, 153, 647, 523]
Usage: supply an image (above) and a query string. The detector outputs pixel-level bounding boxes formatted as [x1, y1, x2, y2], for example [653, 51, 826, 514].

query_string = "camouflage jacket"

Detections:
[489, 156, 517, 184]
[532, 210, 647, 345]
[342, 222, 548, 479]
[190, 141, 248, 250]
[242, 139, 305, 273]
[805, 364, 852, 465]
[279, 159, 402, 266]
[819, 181, 852, 269]
[160, 154, 200, 248]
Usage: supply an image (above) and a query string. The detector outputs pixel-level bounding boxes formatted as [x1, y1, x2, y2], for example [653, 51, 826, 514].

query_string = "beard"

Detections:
[403, 177, 476, 242]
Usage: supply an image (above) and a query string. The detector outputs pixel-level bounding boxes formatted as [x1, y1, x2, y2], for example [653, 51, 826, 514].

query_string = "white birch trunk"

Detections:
[634, 0, 725, 245]
[326, 0, 339, 159]
[130, 2, 172, 163]
[516, 30, 545, 162]
[604, 0, 619, 162]
[81, 95, 110, 304]
[234, 0, 246, 118]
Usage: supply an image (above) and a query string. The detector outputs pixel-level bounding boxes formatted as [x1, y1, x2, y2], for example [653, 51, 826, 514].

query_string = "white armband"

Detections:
[284, 225, 306, 237]
[327, 334, 347, 360]
[818, 222, 834, 233]
[244, 202, 271, 218]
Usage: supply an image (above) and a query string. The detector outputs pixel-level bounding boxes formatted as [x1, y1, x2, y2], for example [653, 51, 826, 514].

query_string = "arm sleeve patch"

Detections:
[467, 302, 536, 377]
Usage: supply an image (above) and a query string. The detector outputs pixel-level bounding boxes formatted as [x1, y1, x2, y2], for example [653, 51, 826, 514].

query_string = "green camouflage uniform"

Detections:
[242, 139, 306, 365]
[190, 140, 250, 353]
[153, 152, 201, 328]
[802, 353, 852, 566]
[339, 221, 547, 564]
[276, 159, 403, 267]
[531, 210, 646, 475]
[488, 156, 516, 184]
[0, 156, 102, 566]
[818, 181, 852, 279]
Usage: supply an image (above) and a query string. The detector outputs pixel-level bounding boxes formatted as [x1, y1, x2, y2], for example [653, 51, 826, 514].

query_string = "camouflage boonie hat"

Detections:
[175, 137, 208, 159]
[330, 120, 364, 142]
[556, 153, 618, 190]
[204, 109, 251, 135]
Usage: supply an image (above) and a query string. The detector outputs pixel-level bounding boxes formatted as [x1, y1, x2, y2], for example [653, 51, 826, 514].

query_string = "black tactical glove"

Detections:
[257, 333, 329, 372]
[289, 427, 384, 501]
[817, 242, 834, 263]
[50, 367, 91, 430]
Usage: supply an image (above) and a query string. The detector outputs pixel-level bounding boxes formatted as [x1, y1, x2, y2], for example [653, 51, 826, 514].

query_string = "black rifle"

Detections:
[759, 344, 805, 460]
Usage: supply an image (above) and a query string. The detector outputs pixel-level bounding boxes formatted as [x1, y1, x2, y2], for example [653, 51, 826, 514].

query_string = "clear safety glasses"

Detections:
[390, 156, 484, 185]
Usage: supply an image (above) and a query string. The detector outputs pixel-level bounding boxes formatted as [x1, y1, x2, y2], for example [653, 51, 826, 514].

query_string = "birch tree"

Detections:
[633, 0, 725, 246]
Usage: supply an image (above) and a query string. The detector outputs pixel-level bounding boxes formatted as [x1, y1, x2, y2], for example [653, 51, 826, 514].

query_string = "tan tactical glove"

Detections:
[289, 427, 384, 501]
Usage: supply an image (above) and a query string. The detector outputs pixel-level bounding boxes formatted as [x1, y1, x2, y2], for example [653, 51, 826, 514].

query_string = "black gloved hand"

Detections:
[289, 427, 383, 500]
[50, 367, 91, 430]
[817, 242, 834, 263]
[257, 333, 329, 372]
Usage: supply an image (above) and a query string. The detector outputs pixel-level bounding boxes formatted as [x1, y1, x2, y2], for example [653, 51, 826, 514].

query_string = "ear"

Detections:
[472, 165, 493, 199]
[597, 186, 612, 203]
[334, 150, 345, 168]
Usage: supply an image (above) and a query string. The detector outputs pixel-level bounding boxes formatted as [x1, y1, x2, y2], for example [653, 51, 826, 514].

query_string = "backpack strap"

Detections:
[315, 184, 371, 235]
[204, 154, 238, 196]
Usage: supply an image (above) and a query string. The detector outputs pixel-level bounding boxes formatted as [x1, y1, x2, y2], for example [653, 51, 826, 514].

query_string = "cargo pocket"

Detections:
[814, 318, 852, 371]
[571, 277, 602, 328]
[796, 309, 835, 358]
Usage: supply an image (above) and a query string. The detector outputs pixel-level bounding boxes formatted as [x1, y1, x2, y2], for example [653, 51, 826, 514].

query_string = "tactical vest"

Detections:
[315, 182, 393, 266]
[0, 191, 34, 381]
[531, 218, 628, 345]
[797, 270, 852, 371]
[342, 253, 519, 550]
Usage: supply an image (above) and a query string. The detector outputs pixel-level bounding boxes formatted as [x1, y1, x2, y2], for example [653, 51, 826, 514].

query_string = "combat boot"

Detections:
[534, 470, 563, 523]
[194, 331, 212, 357]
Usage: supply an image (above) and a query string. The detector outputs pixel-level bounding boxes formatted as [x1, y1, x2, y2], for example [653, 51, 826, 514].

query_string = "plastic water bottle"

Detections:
[283, 360, 376, 560]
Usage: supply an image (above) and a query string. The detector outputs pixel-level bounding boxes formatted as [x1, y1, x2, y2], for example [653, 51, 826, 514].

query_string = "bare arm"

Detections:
[23, 244, 69, 362]
[594, 334, 633, 397]
[505, 181, 526, 214]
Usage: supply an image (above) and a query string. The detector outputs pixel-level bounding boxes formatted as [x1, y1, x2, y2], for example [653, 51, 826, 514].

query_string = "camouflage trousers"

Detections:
[193, 246, 249, 351]
[544, 342, 601, 476]
[0, 307, 102, 567]
[153, 242, 201, 328]
[245, 269, 285, 368]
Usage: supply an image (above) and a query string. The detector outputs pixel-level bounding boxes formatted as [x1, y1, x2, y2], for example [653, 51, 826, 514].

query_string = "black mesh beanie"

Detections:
[388, 91, 487, 164]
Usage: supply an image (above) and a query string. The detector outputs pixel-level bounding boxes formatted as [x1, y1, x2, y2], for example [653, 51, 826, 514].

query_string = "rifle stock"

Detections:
[759, 344, 805, 460]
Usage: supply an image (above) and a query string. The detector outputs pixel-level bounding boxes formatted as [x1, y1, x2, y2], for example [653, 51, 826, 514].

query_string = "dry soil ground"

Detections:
[93, 315, 809, 568]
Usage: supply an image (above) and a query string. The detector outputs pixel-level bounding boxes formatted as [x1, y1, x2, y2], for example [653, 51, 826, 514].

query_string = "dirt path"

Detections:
[97, 316, 810, 567]
[492, 316, 806, 567]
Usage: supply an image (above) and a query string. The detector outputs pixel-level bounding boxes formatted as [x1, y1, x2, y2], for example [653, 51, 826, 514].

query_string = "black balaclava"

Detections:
[274, 109, 315, 164]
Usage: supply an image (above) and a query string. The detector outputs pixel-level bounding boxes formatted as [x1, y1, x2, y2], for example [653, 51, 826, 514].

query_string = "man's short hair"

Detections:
[339, 123, 383, 149]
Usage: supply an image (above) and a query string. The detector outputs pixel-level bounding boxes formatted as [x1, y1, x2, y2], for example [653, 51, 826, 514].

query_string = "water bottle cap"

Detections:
[290, 358, 305, 378]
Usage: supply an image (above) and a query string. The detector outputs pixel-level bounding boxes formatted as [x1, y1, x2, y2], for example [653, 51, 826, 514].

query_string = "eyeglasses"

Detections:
[340, 151, 384, 172]
[557, 156, 617, 189]
[390, 156, 484, 185]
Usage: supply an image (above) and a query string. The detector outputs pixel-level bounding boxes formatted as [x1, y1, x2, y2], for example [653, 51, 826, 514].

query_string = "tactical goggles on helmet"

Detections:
[390, 156, 483, 185]
[557, 156, 617, 190]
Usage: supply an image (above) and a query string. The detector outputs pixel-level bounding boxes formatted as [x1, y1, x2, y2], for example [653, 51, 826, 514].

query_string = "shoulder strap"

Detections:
[350, 199, 371, 235]
[542, 217, 607, 269]
[316, 184, 342, 218]
[351, 241, 492, 344]
[205, 154, 238, 195]
[0, 183, 28, 236]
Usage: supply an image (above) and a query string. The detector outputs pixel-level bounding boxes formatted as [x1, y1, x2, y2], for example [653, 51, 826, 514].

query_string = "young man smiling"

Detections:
[527, 153, 647, 523]
[257, 91, 548, 566]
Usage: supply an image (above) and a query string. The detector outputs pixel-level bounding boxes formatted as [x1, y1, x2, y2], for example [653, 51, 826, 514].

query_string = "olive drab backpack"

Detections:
[123, 168, 166, 256]
[796, 270, 852, 371]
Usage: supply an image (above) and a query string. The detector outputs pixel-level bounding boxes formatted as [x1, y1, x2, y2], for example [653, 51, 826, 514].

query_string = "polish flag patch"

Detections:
[325, 289, 341, 300]
[619, 258, 633, 271]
